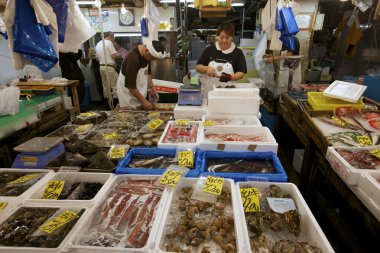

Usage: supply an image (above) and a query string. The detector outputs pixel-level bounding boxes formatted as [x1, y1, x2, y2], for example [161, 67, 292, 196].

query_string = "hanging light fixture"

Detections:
[121, 3, 127, 14]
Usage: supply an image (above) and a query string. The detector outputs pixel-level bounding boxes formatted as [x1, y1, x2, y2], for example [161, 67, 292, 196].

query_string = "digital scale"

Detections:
[178, 85, 202, 106]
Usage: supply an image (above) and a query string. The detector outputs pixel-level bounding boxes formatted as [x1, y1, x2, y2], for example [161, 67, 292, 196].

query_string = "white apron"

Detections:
[117, 66, 148, 109]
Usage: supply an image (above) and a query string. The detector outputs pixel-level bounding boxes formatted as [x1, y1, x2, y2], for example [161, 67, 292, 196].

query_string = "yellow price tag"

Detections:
[109, 147, 126, 159]
[148, 118, 164, 130]
[42, 181, 65, 200]
[103, 133, 119, 140]
[357, 135, 372, 147]
[0, 202, 8, 212]
[75, 124, 91, 132]
[159, 169, 185, 187]
[203, 176, 224, 195]
[177, 151, 194, 168]
[39, 210, 78, 234]
[331, 116, 346, 127]
[147, 112, 159, 118]
[370, 149, 380, 159]
[240, 187, 260, 212]
[203, 120, 216, 127]
[7, 174, 39, 185]
[175, 119, 190, 126]
[79, 112, 96, 117]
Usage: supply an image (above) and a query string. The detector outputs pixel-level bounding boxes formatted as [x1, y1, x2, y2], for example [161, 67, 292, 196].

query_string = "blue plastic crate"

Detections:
[198, 151, 287, 182]
[12, 143, 65, 169]
[116, 147, 200, 177]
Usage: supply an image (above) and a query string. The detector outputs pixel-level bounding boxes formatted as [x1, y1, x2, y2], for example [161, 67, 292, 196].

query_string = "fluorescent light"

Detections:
[114, 33, 142, 37]
[188, 4, 194, 7]
[232, 3, 244, 6]
[77, 1, 96, 5]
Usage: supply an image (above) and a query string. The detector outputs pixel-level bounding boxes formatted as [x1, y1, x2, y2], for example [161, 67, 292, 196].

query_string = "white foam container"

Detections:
[323, 80, 367, 103]
[0, 168, 55, 201]
[236, 181, 334, 253]
[202, 114, 262, 127]
[326, 146, 380, 185]
[207, 91, 260, 115]
[25, 172, 114, 207]
[198, 126, 278, 153]
[0, 197, 21, 221]
[174, 100, 207, 120]
[153, 79, 183, 93]
[357, 171, 380, 212]
[158, 121, 201, 149]
[66, 175, 169, 253]
[212, 83, 260, 96]
[153, 178, 246, 253]
[0, 202, 91, 253]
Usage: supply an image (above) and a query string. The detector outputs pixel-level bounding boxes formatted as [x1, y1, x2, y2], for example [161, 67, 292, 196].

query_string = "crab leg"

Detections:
[99, 192, 122, 225]
[117, 196, 140, 230]
[107, 193, 132, 228]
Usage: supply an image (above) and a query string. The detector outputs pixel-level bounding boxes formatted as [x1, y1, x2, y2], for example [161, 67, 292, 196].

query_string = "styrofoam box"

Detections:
[0, 202, 91, 253]
[202, 114, 262, 127]
[357, 171, 380, 211]
[207, 92, 260, 115]
[0, 198, 21, 221]
[212, 83, 260, 96]
[25, 172, 114, 207]
[0, 168, 55, 201]
[158, 121, 201, 149]
[323, 80, 367, 103]
[153, 178, 246, 253]
[198, 126, 278, 153]
[326, 146, 380, 185]
[174, 100, 207, 120]
[67, 175, 170, 253]
[153, 79, 182, 93]
[236, 182, 334, 253]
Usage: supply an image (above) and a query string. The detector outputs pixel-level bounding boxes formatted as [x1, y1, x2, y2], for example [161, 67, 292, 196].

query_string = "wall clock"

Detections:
[119, 9, 134, 26]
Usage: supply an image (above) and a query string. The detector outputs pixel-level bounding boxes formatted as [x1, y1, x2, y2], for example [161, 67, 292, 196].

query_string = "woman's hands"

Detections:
[206, 66, 217, 77]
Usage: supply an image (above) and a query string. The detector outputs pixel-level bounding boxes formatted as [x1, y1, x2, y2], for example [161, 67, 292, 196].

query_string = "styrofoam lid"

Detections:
[323, 80, 367, 103]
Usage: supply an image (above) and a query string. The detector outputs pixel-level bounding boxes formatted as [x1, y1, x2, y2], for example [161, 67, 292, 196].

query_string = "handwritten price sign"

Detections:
[109, 147, 126, 159]
[103, 133, 119, 140]
[203, 176, 224, 195]
[175, 119, 190, 126]
[75, 124, 91, 132]
[39, 210, 78, 234]
[370, 149, 380, 159]
[203, 120, 216, 127]
[79, 112, 96, 117]
[42, 181, 65, 200]
[240, 187, 260, 212]
[177, 151, 194, 168]
[7, 174, 39, 185]
[159, 170, 185, 187]
[147, 112, 159, 118]
[331, 116, 346, 127]
[0, 202, 8, 212]
[357, 136, 372, 147]
[148, 118, 164, 130]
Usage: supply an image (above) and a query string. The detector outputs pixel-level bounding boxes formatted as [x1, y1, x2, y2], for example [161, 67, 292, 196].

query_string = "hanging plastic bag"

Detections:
[279, 7, 299, 35]
[45, 0, 69, 43]
[140, 17, 149, 37]
[0, 16, 7, 39]
[279, 33, 296, 52]
[0, 86, 20, 116]
[275, 7, 284, 31]
[142, 0, 160, 43]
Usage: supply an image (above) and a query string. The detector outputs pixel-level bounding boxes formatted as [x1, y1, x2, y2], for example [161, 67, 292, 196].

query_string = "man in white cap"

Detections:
[116, 40, 165, 110]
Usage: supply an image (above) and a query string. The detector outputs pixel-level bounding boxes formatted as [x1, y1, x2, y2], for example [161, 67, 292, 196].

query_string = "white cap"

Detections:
[146, 40, 165, 59]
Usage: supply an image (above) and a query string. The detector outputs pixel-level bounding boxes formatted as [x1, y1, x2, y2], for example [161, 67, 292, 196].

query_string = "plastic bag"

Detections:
[45, 0, 69, 43]
[253, 33, 267, 71]
[191, 176, 219, 203]
[275, 7, 284, 31]
[140, 17, 149, 37]
[0, 86, 20, 116]
[142, 0, 160, 42]
[279, 7, 299, 35]
[0, 16, 7, 39]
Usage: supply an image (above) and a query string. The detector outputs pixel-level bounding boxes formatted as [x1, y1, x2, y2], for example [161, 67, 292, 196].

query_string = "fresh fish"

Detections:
[129, 155, 176, 168]
[337, 149, 380, 170]
[326, 132, 365, 147]
[207, 159, 276, 173]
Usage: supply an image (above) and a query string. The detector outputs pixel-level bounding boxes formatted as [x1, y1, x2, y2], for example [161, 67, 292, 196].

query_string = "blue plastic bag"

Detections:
[279, 7, 299, 35]
[13, 0, 58, 72]
[45, 0, 69, 43]
[140, 17, 149, 37]
[280, 33, 296, 52]
[275, 7, 284, 31]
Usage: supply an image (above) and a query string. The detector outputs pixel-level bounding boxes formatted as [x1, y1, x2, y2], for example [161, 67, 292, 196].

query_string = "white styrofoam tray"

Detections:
[323, 80, 367, 103]
[25, 172, 114, 207]
[326, 146, 380, 185]
[158, 121, 201, 149]
[0, 202, 91, 253]
[236, 181, 334, 253]
[357, 171, 380, 212]
[66, 175, 169, 253]
[212, 82, 260, 96]
[174, 100, 207, 120]
[207, 92, 260, 115]
[202, 114, 262, 127]
[198, 126, 278, 153]
[0, 197, 21, 221]
[0, 168, 55, 201]
[153, 178, 246, 253]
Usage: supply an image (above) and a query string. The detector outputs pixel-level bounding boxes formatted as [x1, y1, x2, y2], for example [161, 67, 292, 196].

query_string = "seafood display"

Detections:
[129, 155, 177, 168]
[161, 185, 237, 252]
[0, 207, 84, 248]
[84, 129, 126, 147]
[206, 158, 276, 173]
[47, 124, 94, 139]
[73, 111, 108, 125]
[0, 172, 45, 196]
[38, 181, 103, 200]
[326, 131, 373, 147]
[242, 185, 322, 253]
[205, 133, 267, 142]
[125, 131, 163, 147]
[46, 152, 90, 168]
[161, 122, 199, 143]
[337, 149, 380, 170]
[204, 118, 259, 126]
[77, 178, 164, 248]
